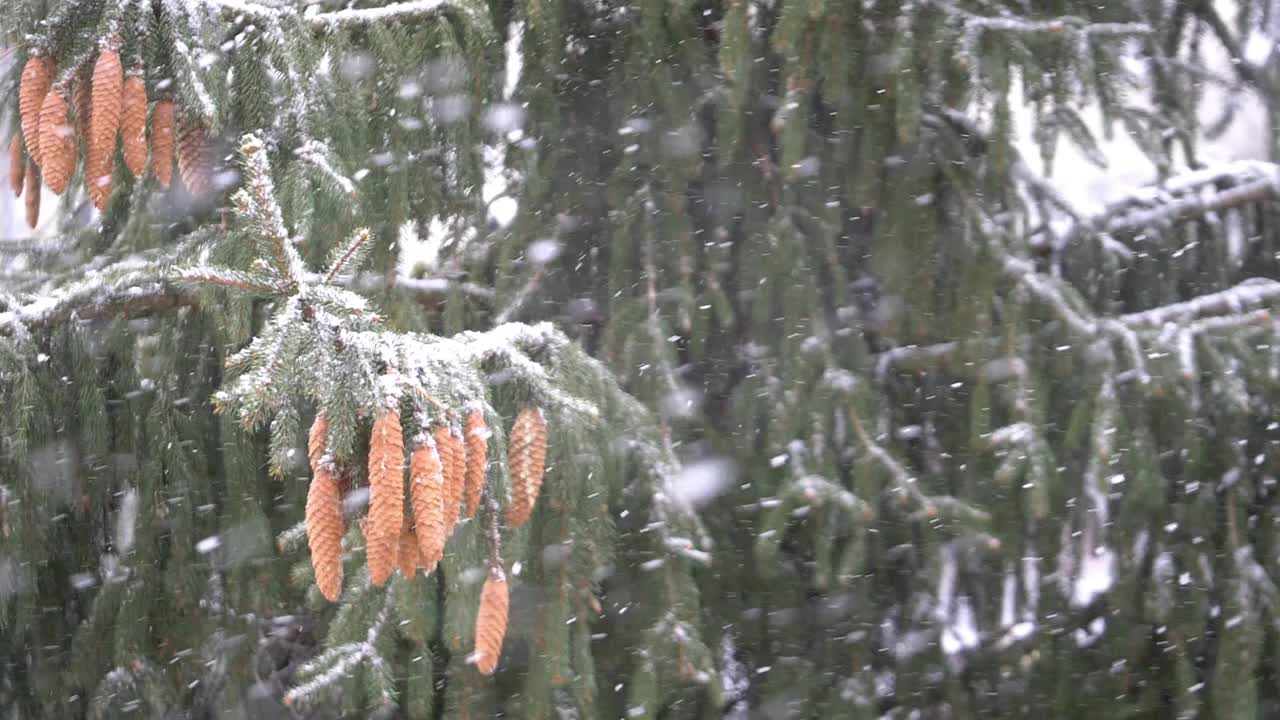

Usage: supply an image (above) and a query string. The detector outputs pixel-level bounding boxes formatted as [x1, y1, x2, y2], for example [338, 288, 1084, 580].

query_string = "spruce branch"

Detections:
[1099, 175, 1279, 237]
[323, 229, 374, 284]
[235, 134, 306, 288]
[296, 140, 356, 198]
[205, 0, 465, 29]
[1120, 279, 1280, 328]
[307, 0, 456, 29]
[924, 2, 1152, 39]
[0, 273, 190, 337]
[845, 401, 933, 512]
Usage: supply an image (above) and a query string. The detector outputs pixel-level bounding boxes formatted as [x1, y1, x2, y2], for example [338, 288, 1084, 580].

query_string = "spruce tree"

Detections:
[3, 1, 1280, 718]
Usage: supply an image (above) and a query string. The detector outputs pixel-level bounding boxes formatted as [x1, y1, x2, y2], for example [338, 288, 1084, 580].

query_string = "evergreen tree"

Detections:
[3, 0, 1280, 717]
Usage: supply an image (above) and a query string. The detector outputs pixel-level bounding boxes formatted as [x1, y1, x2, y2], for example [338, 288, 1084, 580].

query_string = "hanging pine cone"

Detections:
[38, 89, 75, 195]
[410, 442, 445, 573]
[120, 73, 148, 178]
[8, 135, 23, 197]
[72, 70, 91, 145]
[88, 46, 123, 210]
[306, 466, 344, 602]
[397, 526, 421, 578]
[506, 406, 547, 527]
[24, 161, 39, 229]
[366, 408, 404, 587]
[308, 414, 328, 470]
[151, 100, 174, 188]
[473, 565, 509, 675]
[436, 426, 466, 538]
[177, 116, 211, 197]
[19, 56, 52, 166]
[463, 410, 489, 519]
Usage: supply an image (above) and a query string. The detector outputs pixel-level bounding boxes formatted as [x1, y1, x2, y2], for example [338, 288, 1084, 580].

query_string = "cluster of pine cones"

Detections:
[9, 41, 211, 228]
[305, 405, 547, 675]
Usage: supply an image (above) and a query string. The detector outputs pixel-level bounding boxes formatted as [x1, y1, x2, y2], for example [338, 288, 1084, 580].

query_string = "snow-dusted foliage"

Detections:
[5, 0, 1280, 718]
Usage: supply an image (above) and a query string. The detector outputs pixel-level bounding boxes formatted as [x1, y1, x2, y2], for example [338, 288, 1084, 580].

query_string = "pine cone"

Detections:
[463, 410, 489, 518]
[177, 116, 211, 197]
[306, 466, 345, 602]
[88, 47, 123, 210]
[19, 56, 52, 166]
[410, 443, 445, 573]
[308, 414, 328, 471]
[473, 565, 509, 675]
[121, 73, 148, 178]
[366, 409, 404, 587]
[506, 406, 547, 527]
[437, 426, 466, 538]
[72, 71, 92, 145]
[8, 135, 23, 197]
[397, 526, 420, 578]
[24, 161, 39, 228]
[38, 89, 76, 195]
[151, 100, 174, 188]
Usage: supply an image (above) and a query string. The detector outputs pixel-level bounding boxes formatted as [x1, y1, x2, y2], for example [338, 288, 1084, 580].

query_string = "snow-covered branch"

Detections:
[0, 266, 477, 338]
[1120, 279, 1280, 329]
[0, 274, 189, 337]
[205, 0, 459, 29]
[922, 1, 1151, 38]
[1099, 173, 1279, 237]
[306, 0, 454, 28]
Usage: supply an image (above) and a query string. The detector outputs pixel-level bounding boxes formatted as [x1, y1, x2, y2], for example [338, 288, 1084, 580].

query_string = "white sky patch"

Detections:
[400, 22, 524, 273]
[1010, 0, 1268, 219]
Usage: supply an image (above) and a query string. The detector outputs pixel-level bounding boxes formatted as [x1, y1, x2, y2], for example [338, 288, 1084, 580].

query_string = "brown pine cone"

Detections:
[366, 408, 404, 587]
[463, 410, 489, 519]
[436, 426, 466, 538]
[72, 71, 92, 145]
[396, 526, 420, 578]
[506, 406, 547, 527]
[306, 466, 345, 602]
[308, 414, 329, 471]
[19, 56, 52, 166]
[410, 443, 446, 573]
[24, 161, 40, 228]
[176, 116, 211, 197]
[88, 47, 123, 210]
[473, 565, 509, 675]
[38, 89, 76, 195]
[151, 100, 174, 188]
[8, 135, 23, 197]
[120, 73, 148, 177]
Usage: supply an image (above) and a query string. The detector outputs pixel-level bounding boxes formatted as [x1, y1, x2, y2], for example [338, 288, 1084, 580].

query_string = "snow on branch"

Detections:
[921, 0, 1151, 38]
[0, 270, 189, 338]
[235, 134, 306, 288]
[205, 0, 463, 30]
[296, 140, 356, 198]
[0, 263, 472, 338]
[1093, 162, 1280, 237]
[306, 0, 455, 28]
[1120, 279, 1280, 329]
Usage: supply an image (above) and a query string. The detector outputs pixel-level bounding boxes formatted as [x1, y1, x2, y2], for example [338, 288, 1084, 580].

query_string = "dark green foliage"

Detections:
[4, 0, 1280, 718]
